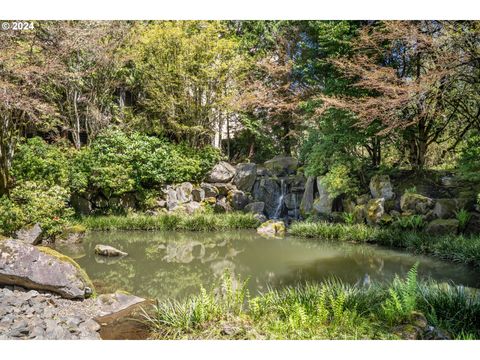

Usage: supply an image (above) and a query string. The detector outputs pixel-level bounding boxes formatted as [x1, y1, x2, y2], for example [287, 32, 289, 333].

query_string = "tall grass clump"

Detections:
[140, 271, 250, 338]
[289, 221, 480, 267]
[81, 212, 259, 231]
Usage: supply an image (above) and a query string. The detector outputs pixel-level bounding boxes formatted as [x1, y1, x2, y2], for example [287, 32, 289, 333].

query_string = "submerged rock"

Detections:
[0, 239, 93, 299]
[94, 245, 128, 257]
[206, 161, 236, 183]
[256, 220, 286, 237]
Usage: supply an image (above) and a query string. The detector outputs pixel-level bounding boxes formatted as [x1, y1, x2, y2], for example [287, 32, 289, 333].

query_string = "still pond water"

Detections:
[57, 230, 480, 300]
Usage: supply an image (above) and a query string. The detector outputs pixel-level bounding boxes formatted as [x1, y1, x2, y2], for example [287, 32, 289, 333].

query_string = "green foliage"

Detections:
[0, 196, 26, 235]
[12, 137, 71, 188]
[80, 212, 260, 232]
[458, 134, 480, 182]
[127, 21, 246, 146]
[140, 271, 249, 338]
[382, 264, 419, 324]
[342, 212, 355, 225]
[456, 209, 471, 233]
[319, 164, 359, 198]
[71, 129, 222, 196]
[404, 186, 417, 194]
[289, 221, 480, 267]
[2, 181, 73, 237]
[393, 215, 425, 231]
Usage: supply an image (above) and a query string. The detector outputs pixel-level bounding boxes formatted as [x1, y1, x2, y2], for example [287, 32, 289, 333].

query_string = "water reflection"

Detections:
[60, 230, 480, 300]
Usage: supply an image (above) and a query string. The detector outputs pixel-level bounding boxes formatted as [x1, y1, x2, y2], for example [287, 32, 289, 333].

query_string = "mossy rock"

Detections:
[256, 220, 286, 237]
[37, 246, 96, 297]
[0, 239, 95, 299]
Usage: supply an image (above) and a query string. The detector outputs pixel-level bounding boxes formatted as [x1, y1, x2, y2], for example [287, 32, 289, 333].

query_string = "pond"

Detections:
[56, 230, 480, 300]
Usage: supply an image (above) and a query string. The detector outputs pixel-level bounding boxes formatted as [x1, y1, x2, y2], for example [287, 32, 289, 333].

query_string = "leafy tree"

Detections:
[126, 21, 246, 147]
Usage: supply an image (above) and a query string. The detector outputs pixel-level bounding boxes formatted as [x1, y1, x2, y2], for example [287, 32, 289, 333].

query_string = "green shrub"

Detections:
[71, 129, 221, 196]
[458, 134, 480, 182]
[9, 181, 73, 237]
[12, 137, 71, 188]
[319, 164, 359, 198]
[0, 196, 26, 235]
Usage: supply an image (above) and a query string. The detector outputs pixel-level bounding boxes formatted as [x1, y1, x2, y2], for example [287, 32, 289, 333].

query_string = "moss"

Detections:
[37, 246, 96, 297]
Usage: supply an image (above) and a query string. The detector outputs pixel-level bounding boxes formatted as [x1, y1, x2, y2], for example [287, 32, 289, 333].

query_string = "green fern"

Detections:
[382, 263, 419, 324]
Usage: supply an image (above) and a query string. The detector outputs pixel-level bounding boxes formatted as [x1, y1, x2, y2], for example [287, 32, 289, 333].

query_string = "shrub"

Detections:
[458, 133, 480, 182]
[9, 181, 73, 237]
[12, 137, 71, 188]
[71, 129, 222, 196]
[319, 164, 359, 198]
[0, 196, 26, 235]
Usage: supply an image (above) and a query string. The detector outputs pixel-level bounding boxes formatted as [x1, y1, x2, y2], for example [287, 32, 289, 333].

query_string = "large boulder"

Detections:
[214, 196, 232, 213]
[206, 161, 236, 183]
[70, 193, 92, 216]
[366, 198, 385, 225]
[214, 182, 237, 196]
[233, 163, 257, 192]
[228, 190, 249, 211]
[256, 220, 286, 237]
[191, 188, 205, 202]
[14, 223, 42, 245]
[200, 183, 219, 198]
[433, 198, 470, 219]
[182, 201, 203, 215]
[369, 175, 394, 200]
[263, 156, 298, 176]
[284, 192, 302, 210]
[244, 202, 265, 214]
[299, 176, 316, 216]
[252, 178, 281, 218]
[353, 205, 367, 224]
[312, 177, 333, 215]
[0, 239, 93, 299]
[425, 219, 459, 236]
[176, 182, 193, 203]
[400, 193, 434, 215]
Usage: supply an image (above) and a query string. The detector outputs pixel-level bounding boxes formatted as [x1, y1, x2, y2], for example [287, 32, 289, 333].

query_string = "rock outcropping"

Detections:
[0, 239, 93, 299]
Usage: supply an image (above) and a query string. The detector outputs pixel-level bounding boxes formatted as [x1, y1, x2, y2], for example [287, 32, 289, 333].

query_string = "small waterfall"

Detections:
[273, 178, 286, 219]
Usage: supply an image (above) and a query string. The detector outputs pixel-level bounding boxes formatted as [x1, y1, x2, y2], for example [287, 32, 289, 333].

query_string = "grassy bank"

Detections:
[80, 212, 260, 232]
[289, 222, 480, 267]
[141, 269, 480, 340]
